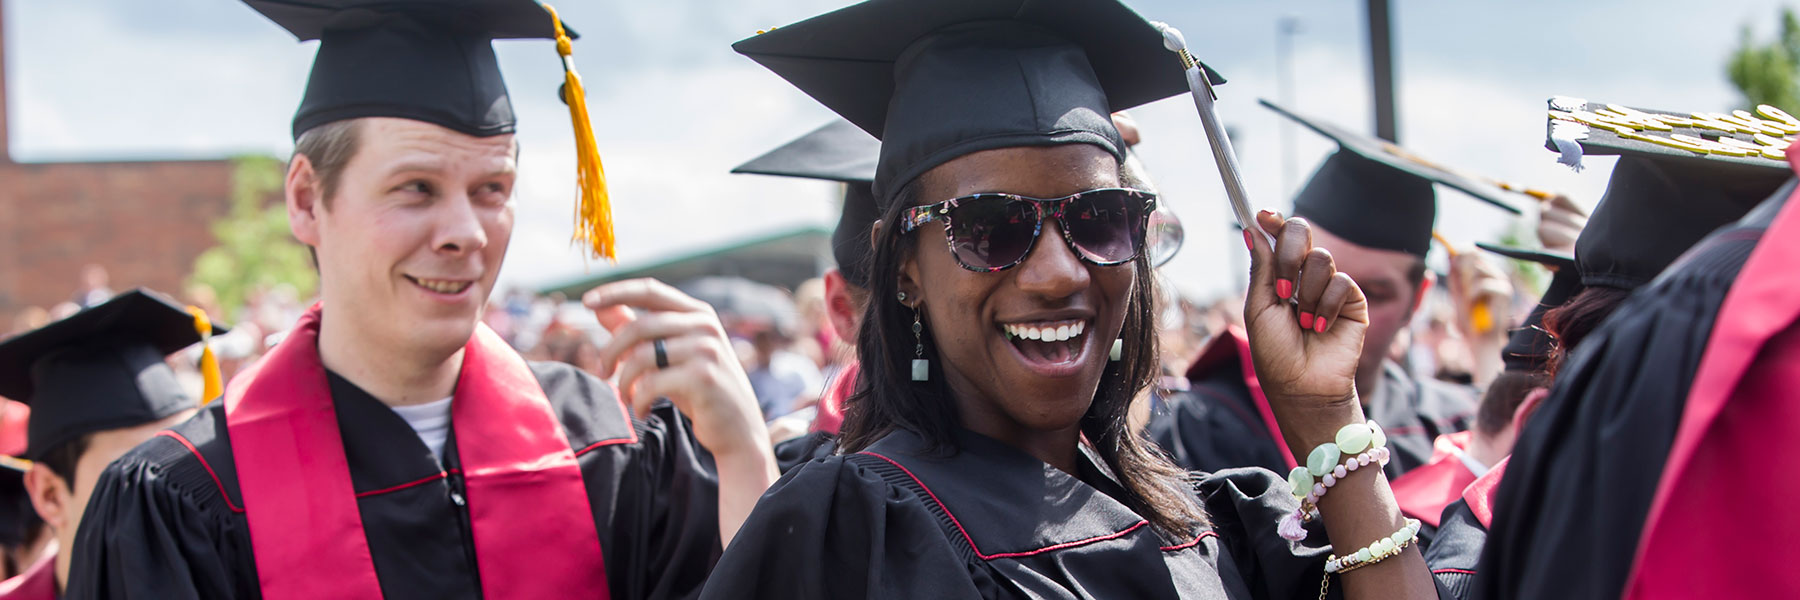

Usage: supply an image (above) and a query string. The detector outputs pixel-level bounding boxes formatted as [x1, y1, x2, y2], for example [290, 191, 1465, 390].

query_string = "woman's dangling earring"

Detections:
[910, 304, 929, 382]
[1110, 338, 1123, 362]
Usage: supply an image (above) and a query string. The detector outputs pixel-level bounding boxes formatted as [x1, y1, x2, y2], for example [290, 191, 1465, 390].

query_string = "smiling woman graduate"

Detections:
[701, 0, 1444, 598]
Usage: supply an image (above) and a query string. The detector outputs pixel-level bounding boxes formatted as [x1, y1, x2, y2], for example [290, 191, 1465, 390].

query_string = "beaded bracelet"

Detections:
[1277, 446, 1389, 540]
[1325, 519, 1422, 574]
[1277, 421, 1390, 541]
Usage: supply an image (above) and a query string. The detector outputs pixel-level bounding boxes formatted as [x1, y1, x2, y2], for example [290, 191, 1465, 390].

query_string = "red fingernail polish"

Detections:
[1314, 316, 1328, 333]
[1299, 312, 1313, 327]
[1276, 279, 1293, 300]
[1243, 229, 1254, 251]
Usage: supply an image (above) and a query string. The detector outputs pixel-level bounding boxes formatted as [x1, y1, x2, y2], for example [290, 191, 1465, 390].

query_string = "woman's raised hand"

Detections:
[1242, 211, 1370, 452]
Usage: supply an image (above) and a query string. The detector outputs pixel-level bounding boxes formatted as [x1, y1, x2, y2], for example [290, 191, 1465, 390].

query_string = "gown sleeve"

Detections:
[697, 456, 996, 600]
[1194, 468, 1452, 600]
[1192, 468, 1334, 600]
[597, 399, 726, 600]
[65, 451, 249, 600]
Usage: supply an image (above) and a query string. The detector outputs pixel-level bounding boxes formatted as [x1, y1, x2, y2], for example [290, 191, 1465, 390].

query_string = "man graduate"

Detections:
[0, 291, 218, 600]
[1150, 100, 1519, 478]
[68, 2, 777, 599]
[1475, 99, 1795, 599]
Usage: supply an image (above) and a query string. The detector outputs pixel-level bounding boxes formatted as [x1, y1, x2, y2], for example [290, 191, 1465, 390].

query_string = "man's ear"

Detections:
[1512, 386, 1550, 435]
[821, 270, 862, 342]
[287, 154, 324, 246]
[1411, 269, 1436, 316]
[23, 465, 68, 533]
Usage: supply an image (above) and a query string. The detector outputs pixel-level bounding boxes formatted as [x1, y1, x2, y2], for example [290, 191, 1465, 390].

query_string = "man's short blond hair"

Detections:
[292, 119, 364, 208]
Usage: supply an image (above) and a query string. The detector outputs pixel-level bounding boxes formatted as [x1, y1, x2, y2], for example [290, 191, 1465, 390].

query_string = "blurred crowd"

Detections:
[4, 243, 1554, 435]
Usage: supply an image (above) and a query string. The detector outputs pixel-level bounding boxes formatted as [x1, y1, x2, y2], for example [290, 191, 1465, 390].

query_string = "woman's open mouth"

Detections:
[1000, 319, 1091, 377]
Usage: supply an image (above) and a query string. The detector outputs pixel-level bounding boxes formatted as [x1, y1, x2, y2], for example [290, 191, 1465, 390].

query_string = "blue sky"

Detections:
[2, 0, 1789, 299]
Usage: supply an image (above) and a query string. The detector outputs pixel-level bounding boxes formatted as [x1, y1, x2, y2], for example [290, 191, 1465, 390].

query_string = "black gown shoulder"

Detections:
[1422, 499, 1482, 600]
[1475, 187, 1788, 600]
[701, 428, 1343, 600]
[69, 360, 719, 600]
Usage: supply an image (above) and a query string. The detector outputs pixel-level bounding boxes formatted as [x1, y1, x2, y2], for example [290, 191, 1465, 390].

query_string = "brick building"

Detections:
[0, 0, 235, 324]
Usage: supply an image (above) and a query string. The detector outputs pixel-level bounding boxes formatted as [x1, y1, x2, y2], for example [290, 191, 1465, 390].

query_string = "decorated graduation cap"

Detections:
[734, 0, 1208, 208]
[244, 0, 620, 260]
[1477, 243, 1580, 372]
[1266, 99, 1523, 257]
[733, 120, 882, 288]
[1545, 97, 1793, 290]
[0, 290, 227, 461]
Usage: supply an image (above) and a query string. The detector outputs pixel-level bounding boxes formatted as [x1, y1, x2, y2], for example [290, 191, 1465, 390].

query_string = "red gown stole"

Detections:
[0, 553, 56, 600]
[225, 307, 610, 599]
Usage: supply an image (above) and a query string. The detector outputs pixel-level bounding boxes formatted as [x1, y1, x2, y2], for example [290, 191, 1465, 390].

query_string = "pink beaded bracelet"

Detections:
[1276, 421, 1391, 542]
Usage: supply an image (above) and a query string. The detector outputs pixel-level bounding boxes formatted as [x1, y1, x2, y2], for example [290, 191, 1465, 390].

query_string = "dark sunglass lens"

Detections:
[947, 197, 1038, 270]
[1063, 191, 1146, 263]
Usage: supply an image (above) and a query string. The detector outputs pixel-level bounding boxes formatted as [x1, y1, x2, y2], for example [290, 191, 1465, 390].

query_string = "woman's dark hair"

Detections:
[1541, 285, 1633, 377]
[838, 165, 1205, 539]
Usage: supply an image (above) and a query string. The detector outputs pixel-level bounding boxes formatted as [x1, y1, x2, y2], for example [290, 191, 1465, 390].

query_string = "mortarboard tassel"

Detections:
[544, 5, 617, 262]
[1151, 22, 1264, 244]
[187, 306, 224, 405]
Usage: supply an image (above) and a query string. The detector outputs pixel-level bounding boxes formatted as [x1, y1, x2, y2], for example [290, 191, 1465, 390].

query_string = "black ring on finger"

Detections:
[653, 338, 670, 370]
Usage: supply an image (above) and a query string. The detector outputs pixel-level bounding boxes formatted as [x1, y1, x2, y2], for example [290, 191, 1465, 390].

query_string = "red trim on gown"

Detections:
[1391, 431, 1478, 528]
[224, 306, 609, 599]
[1624, 147, 1800, 599]
[0, 552, 56, 600]
[1185, 326, 1298, 471]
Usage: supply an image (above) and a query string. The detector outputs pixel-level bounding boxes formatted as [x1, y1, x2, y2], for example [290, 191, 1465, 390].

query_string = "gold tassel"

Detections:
[545, 5, 617, 262]
[187, 306, 223, 405]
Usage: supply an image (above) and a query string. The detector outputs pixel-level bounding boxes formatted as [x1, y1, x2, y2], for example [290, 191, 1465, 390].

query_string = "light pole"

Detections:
[1366, 0, 1399, 142]
[1275, 16, 1301, 195]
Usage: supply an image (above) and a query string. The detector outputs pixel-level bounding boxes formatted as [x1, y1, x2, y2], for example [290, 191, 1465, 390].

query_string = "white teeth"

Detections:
[413, 278, 471, 294]
[1003, 321, 1088, 342]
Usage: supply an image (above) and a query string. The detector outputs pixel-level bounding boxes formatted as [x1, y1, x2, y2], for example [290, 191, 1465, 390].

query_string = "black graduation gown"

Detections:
[67, 362, 721, 600]
[1422, 500, 1483, 600]
[1151, 343, 1476, 480]
[700, 427, 1342, 600]
[1473, 183, 1792, 600]
[772, 430, 837, 474]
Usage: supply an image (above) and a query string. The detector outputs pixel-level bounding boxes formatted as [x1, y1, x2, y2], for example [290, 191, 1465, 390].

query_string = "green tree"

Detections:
[189, 156, 317, 319]
[1728, 8, 1800, 114]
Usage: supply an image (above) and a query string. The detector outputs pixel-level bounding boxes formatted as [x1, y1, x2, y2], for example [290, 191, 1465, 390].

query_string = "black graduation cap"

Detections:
[246, 0, 625, 261]
[1265, 99, 1523, 257]
[1543, 99, 1793, 290]
[0, 290, 225, 460]
[733, 120, 881, 288]
[243, 0, 573, 139]
[1477, 243, 1579, 372]
[734, 0, 1209, 207]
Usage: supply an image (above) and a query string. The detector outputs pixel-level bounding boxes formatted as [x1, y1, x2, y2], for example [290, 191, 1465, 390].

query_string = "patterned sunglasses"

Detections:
[900, 188, 1157, 272]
